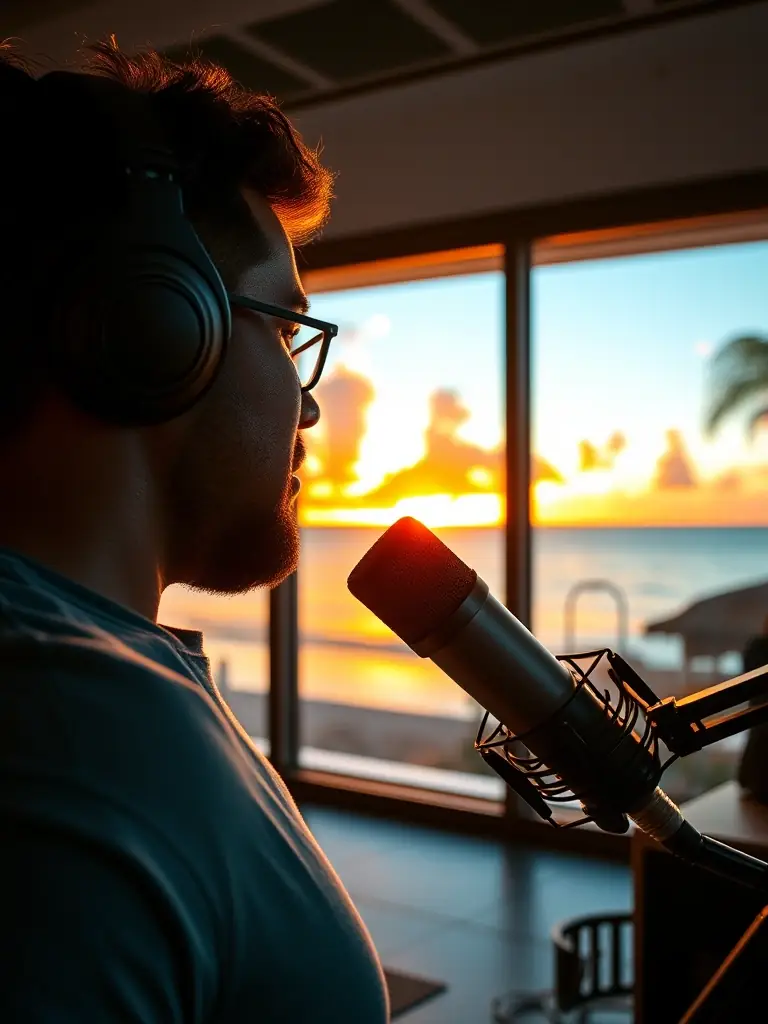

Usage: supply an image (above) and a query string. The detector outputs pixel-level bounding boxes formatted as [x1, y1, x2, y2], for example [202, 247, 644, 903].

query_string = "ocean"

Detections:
[160, 526, 768, 721]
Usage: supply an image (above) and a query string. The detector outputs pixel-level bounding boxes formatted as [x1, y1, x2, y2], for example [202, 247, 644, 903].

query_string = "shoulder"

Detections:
[0, 624, 212, 735]
[0, 627, 250, 854]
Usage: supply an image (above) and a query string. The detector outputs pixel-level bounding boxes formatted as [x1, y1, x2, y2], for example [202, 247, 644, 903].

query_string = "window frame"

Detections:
[268, 169, 768, 859]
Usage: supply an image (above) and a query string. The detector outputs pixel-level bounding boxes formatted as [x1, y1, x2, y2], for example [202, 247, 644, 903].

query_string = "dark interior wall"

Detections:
[291, 4, 768, 239]
[10, 1, 767, 241]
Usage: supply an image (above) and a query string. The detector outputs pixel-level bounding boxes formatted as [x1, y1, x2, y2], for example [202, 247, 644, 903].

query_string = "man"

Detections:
[0, 38, 389, 1022]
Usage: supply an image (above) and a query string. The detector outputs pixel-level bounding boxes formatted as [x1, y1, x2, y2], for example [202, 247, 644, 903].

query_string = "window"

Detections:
[296, 247, 507, 799]
[158, 586, 270, 753]
[531, 211, 768, 804]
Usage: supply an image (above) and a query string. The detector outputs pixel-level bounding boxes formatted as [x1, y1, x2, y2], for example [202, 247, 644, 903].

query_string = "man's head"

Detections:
[0, 37, 334, 609]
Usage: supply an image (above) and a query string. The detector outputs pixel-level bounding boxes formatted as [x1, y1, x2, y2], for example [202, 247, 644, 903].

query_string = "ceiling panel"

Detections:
[1, 0, 99, 35]
[2, 0, 733, 109]
[162, 35, 310, 97]
[428, 0, 626, 47]
[245, 0, 452, 83]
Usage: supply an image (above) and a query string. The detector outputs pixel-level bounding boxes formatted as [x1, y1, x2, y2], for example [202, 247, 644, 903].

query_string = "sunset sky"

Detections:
[158, 234, 768, 711]
[299, 237, 768, 529]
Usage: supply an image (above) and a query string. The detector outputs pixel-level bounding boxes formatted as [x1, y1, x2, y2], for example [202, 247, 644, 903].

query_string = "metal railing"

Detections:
[563, 579, 629, 653]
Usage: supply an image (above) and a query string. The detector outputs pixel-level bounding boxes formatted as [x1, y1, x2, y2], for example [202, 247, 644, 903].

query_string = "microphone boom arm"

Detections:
[644, 662, 768, 757]
[474, 649, 768, 838]
[474, 649, 768, 894]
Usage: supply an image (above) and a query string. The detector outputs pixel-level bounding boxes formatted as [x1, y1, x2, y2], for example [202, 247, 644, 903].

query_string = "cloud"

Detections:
[606, 431, 627, 457]
[653, 429, 698, 489]
[694, 340, 714, 359]
[336, 314, 391, 348]
[306, 365, 375, 486]
[533, 455, 563, 484]
[578, 431, 627, 472]
[713, 469, 742, 492]
[578, 440, 601, 472]
[362, 387, 503, 503]
[364, 313, 391, 339]
[428, 389, 471, 436]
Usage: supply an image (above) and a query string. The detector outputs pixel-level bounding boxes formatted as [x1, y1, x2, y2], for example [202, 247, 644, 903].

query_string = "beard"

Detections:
[169, 481, 301, 596]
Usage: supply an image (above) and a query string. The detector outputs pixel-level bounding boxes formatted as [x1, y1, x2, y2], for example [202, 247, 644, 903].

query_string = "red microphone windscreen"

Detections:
[347, 517, 477, 647]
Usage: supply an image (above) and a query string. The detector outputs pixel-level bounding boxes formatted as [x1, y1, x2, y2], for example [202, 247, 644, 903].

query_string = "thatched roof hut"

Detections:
[644, 579, 768, 662]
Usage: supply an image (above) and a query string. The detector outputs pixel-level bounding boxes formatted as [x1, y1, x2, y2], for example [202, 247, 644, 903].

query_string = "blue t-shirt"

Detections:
[0, 548, 389, 1022]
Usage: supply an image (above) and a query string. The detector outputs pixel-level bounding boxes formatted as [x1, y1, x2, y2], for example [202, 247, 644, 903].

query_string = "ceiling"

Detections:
[2, 0, 753, 109]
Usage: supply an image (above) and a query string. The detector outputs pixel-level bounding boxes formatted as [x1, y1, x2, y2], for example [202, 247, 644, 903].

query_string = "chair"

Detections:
[491, 912, 634, 1023]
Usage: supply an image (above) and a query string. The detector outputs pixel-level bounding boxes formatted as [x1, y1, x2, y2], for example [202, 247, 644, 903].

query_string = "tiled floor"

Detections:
[300, 804, 632, 1023]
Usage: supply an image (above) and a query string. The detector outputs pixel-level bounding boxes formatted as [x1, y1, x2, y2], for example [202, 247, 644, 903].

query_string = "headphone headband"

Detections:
[38, 70, 179, 177]
[37, 70, 231, 427]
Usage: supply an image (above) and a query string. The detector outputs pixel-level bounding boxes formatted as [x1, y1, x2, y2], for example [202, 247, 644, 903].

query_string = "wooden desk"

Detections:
[633, 782, 768, 1023]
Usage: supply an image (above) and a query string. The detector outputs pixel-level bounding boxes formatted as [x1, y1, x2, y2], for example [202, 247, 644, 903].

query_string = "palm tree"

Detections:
[705, 335, 768, 437]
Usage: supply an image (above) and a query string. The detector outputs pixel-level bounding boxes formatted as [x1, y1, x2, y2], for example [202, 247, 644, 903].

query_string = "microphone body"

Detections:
[348, 517, 768, 891]
[348, 518, 682, 843]
[409, 575, 672, 836]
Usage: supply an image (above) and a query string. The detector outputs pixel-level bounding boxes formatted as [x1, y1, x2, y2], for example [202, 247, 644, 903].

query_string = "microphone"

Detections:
[347, 517, 768, 889]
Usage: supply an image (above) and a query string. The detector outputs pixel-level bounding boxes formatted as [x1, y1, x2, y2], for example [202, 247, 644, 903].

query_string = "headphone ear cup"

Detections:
[53, 172, 231, 427]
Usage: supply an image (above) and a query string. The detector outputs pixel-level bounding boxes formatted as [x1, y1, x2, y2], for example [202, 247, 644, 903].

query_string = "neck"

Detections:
[0, 407, 165, 622]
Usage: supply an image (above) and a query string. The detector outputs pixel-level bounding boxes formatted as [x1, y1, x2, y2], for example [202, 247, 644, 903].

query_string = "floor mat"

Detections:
[384, 967, 447, 1019]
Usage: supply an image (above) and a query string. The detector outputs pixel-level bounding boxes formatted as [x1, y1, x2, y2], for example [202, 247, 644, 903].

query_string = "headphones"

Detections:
[37, 71, 231, 427]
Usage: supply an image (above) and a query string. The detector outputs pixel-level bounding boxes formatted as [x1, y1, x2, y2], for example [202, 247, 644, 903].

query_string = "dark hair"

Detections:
[0, 35, 334, 434]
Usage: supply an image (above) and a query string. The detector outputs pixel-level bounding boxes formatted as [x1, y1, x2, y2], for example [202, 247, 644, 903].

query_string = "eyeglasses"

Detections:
[229, 295, 338, 393]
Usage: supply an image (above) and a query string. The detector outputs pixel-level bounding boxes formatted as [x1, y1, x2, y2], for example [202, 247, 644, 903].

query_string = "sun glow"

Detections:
[300, 492, 504, 529]
[297, 242, 768, 531]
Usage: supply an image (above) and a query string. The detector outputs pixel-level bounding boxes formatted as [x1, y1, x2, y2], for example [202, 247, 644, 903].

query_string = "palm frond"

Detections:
[705, 335, 768, 436]
[747, 405, 768, 440]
